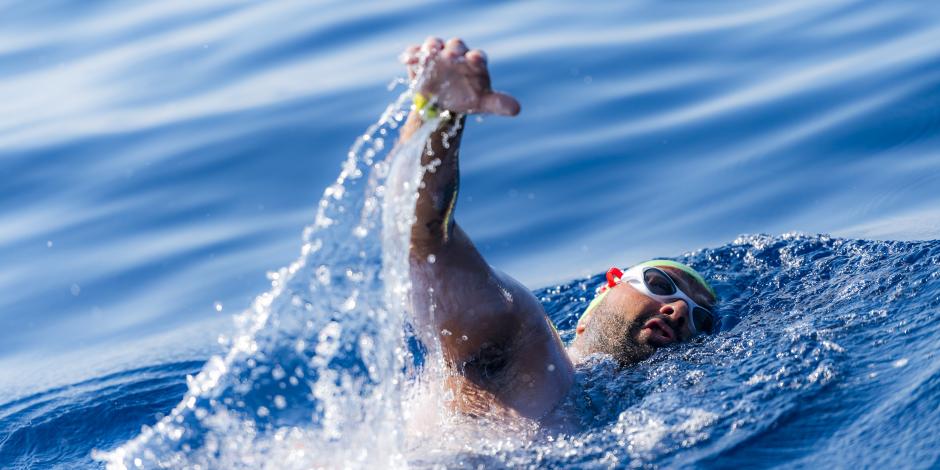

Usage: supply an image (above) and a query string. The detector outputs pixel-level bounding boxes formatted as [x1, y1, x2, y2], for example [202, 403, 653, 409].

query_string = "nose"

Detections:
[659, 300, 690, 335]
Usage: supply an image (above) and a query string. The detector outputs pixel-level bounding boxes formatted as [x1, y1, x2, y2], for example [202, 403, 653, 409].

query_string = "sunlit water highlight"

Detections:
[2, 0, 940, 468]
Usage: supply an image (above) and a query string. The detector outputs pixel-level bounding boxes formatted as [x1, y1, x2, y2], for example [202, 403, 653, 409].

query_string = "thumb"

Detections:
[480, 91, 521, 116]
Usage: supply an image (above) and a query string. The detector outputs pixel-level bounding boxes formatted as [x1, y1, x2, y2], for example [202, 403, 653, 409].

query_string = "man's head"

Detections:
[569, 260, 718, 365]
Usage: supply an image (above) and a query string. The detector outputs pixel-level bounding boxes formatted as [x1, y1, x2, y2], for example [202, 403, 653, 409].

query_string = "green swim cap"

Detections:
[576, 259, 716, 331]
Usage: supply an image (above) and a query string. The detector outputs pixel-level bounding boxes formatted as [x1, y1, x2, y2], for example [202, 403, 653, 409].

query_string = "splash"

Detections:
[24, 230, 940, 469]
[95, 86, 442, 468]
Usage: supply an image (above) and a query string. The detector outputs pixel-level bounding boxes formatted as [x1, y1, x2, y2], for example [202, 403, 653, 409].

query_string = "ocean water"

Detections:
[2, 0, 940, 468]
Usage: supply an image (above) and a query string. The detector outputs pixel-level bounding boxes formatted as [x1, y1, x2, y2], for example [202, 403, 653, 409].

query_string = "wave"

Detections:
[3, 228, 938, 469]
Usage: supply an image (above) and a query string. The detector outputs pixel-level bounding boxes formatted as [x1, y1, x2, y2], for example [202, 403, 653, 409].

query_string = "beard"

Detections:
[583, 301, 656, 366]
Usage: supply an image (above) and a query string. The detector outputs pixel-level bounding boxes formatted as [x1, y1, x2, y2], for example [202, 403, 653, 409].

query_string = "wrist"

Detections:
[413, 92, 440, 119]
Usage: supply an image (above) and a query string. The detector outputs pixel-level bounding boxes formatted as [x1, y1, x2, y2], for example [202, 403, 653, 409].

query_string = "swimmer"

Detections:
[396, 37, 718, 420]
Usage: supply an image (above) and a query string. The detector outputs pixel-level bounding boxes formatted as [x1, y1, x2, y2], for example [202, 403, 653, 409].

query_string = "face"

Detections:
[571, 266, 717, 365]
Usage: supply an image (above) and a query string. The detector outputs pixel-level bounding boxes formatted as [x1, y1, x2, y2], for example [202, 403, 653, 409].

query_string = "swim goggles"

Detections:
[611, 265, 718, 335]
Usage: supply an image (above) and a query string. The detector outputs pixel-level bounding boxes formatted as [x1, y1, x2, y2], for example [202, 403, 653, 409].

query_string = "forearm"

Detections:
[395, 107, 493, 337]
[399, 109, 467, 254]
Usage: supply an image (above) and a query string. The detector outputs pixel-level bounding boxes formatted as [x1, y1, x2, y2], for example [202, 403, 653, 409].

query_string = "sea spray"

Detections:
[95, 87, 442, 468]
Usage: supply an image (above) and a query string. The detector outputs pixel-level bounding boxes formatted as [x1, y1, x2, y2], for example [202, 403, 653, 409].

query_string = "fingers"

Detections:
[399, 45, 420, 79]
[404, 37, 445, 80]
[422, 36, 444, 54]
[443, 37, 468, 59]
[480, 91, 521, 116]
[465, 49, 487, 71]
[412, 38, 480, 65]
[466, 49, 487, 63]
[405, 37, 518, 116]
[399, 45, 420, 65]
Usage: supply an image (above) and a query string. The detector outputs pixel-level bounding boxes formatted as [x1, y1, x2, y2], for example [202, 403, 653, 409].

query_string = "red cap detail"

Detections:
[606, 267, 623, 288]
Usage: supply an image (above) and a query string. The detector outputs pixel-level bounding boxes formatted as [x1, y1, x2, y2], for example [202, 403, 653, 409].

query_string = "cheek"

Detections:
[607, 287, 657, 323]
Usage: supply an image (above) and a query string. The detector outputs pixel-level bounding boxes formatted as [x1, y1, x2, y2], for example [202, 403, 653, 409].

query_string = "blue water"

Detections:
[2, 0, 940, 468]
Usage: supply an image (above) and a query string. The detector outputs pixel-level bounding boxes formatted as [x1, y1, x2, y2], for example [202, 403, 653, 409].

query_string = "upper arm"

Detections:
[409, 224, 574, 419]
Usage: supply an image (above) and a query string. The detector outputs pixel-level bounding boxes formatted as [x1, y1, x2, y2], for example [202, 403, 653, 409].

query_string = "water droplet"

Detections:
[547, 364, 556, 372]
[427, 254, 436, 264]
[70, 283, 81, 296]
[274, 395, 287, 410]
[214, 302, 223, 312]
[316, 265, 331, 285]
[257, 406, 270, 417]
[441, 329, 452, 336]
[342, 292, 357, 311]
[46, 240, 53, 248]
[893, 358, 909, 368]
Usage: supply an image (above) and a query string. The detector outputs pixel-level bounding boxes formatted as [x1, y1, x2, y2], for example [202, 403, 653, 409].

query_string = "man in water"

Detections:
[397, 37, 718, 420]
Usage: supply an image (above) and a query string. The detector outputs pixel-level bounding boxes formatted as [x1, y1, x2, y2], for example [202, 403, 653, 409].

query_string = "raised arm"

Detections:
[395, 38, 573, 419]
[398, 37, 518, 249]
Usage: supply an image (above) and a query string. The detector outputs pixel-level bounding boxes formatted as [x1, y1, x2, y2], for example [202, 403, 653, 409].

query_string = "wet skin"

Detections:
[394, 37, 713, 421]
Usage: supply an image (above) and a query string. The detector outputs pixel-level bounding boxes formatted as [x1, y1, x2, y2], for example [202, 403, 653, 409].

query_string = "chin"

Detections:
[613, 331, 656, 366]
[636, 328, 659, 347]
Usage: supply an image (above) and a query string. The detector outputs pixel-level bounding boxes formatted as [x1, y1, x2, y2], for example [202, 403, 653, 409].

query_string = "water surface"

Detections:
[1, 0, 939, 468]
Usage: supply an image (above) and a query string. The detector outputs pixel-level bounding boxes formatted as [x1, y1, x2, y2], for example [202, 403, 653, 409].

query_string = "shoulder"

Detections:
[456, 269, 576, 419]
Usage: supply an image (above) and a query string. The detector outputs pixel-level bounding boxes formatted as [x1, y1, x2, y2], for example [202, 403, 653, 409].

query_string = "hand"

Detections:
[401, 37, 520, 116]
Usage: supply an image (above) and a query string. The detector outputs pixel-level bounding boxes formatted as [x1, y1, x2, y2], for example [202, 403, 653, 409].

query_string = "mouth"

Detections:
[641, 317, 676, 346]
